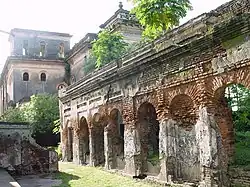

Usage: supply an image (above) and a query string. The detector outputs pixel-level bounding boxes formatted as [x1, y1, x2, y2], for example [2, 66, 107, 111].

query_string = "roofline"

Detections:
[10, 28, 73, 38]
[99, 8, 130, 29]
[66, 33, 97, 60]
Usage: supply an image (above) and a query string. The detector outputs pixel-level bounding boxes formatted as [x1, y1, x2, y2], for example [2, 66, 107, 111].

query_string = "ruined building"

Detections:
[58, 0, 250, 186]
[67, 2, 142, 83]
[0, 122, 58, 174]
[0, 28, 72, 115]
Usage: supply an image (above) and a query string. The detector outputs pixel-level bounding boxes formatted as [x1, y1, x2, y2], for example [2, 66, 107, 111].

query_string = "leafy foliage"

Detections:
[226, 84, 250, 132]
[83, 53, 97, 75]
[0, 93, 59, 135]
[0, 107, 25, 123]
[233, 132, 250, 166]
[92, 30, 128, 68]
[52, 119, 61, 134]
[129, 0, 192, 39]
[64, 60, 71, 85]
[225, 84, 250, 167]
[21, 93, 60, 134]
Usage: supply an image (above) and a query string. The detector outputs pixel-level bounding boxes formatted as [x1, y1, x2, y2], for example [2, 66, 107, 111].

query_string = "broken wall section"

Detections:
[0, 122, 58, 175]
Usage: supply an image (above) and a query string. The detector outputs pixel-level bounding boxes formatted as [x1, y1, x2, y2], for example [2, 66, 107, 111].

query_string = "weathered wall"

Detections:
[9, 60, 65, 103]
[69, 50, 90, 83]
[59, 0, 250, 186]
[0, 122, 58, 174]
[9, 29, 71, 58]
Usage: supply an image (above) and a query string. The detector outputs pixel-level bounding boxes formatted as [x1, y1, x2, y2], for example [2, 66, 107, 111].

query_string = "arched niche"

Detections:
[91, 112, 105, 166]
[137, 102, 160, 175]
[79, 116, 90, 164]
[108, 108, 125, 170]
[214, 83, 250, 164]
[169, 94, 196, 130]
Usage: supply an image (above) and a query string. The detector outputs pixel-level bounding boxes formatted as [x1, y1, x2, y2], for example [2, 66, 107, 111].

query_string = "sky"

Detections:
[0, 0, 231, 71]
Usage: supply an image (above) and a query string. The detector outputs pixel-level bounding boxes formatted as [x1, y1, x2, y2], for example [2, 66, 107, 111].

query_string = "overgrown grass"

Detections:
[53, 162, 162, 187]
[232, 131, 250, 168]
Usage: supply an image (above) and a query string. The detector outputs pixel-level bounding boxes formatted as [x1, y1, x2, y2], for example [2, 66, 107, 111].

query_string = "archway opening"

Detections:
[109, 109, 125, 169]
[215, 83, 250, 168]
[68, 127, 73, 161]
[137, 102, 160, 175]
[168, 94, 198, 181]
[79, 117, 90, 165]
[92, 113, 105, 166]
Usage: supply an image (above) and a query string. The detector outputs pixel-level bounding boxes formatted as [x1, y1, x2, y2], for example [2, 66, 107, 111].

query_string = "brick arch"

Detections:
[134, 91, 158, 113]
[165, 83, 201, 114]
[169, 94, 196, 130]
[107, 102, 123, 117]
[78, 116, 90, 164]
[79, 116, 89, 136]
[136, 101, 160, 174]
[90, 112, 105, 165]
[92, 113, 102, 125]
[137, 102, 158, 120]
[210, 69, 250, 158]
[211, 68, 250, 96]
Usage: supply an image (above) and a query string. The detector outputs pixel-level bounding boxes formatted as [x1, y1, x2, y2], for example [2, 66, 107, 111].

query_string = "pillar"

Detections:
[158, 119, 179, 182]
[104, 124, 114, 169]
[89, 126, 97, 166]
[123, 96, 143, 176]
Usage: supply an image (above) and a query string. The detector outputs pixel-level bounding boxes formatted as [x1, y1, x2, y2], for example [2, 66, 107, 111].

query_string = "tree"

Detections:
[129, 0, 192, 39]
[21, 93, 59, 134]
[92, 30, 128, 68]
[83, 53, 97, 75]
[225, 84, 250, 132]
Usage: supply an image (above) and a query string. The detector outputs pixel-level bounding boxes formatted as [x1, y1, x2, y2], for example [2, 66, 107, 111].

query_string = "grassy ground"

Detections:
[53, 162, 162, 187]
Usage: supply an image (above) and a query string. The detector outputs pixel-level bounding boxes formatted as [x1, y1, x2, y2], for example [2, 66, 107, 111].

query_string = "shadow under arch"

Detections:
[78, 116, 90, 165]
[163, 93, 199, 182]
[137, 101, 160, 176]
[90, 112, 105, 166]
[105, 108, 125, 170]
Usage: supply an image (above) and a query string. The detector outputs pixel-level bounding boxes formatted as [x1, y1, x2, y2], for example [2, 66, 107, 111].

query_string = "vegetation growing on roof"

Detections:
[129, 0, 192, 39]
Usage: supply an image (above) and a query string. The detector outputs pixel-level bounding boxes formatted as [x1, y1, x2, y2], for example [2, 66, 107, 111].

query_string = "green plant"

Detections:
[92, 30, 128, 68]
[55, 145, 62, 160]
[129, 0, 192, 39]
[53, 119, 61, 134]
[64, 60, 71, 85]
[20, 93, 60, 134]
[233, 132, 250, 166]
[83, 53, 97, 75]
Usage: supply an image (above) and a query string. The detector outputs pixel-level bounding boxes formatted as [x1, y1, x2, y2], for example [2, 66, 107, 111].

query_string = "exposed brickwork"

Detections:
[169, 94, 196, 129]
[0, 123, 58, 175]
[59, 1, 250, 186]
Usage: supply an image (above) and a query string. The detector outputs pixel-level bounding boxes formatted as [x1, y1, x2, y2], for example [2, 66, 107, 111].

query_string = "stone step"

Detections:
[0, 169, 20, 187]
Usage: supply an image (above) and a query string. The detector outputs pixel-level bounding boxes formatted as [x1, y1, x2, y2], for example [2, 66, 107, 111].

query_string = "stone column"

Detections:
[61, 126, 68, 162]
[104, 123, 114, 169]
[196, 80, 230, 187]
[158, 119, 179, 182]
[123, 96, 143, 176]
[73, 134, 81, 165]
[124, 125, 142, 176]
[195, 106, 217, 186]
[89, 126, 97, 166]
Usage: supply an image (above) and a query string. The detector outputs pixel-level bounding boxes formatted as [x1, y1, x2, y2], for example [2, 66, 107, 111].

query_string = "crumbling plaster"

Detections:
[59, 0, 250, 186]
